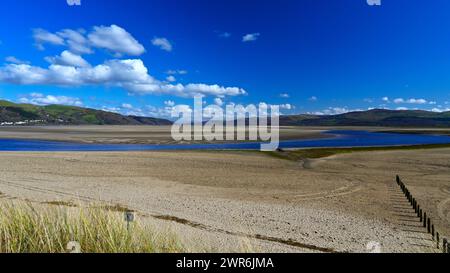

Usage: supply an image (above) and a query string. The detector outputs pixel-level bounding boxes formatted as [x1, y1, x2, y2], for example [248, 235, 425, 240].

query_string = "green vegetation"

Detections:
[280, 109, 450, 127]
[0, 99, 172, 125]
[267, 143, 450, 161]
[0, 202, 186, 253]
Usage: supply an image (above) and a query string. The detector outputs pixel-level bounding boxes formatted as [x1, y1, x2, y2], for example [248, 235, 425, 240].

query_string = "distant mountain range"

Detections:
[0, 100, 172, 126]
[280, 109, 450, 127]
[1, 100, 449, 127]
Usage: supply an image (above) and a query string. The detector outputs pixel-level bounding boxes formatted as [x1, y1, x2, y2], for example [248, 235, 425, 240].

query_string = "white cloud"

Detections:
[396, 107, 408, 111]
[57, 29, 93, 55]
[88, 25, 145, 56]
[121, 103, 133, 109]
[33, 25, 145, 57]
[393, 98, 404, 104]
[309, 107, 362, 116]
[5, 56, 30, 65]
[431, 107, 450, 113]
[279, 93, 290, 98]
[19, 93, 83, 106]
[164, 100, 175, 107]
[279, 104, 293, 110]
[166, 75, 176, 82]
[218, 32, 231, 38]
[394, 98, 428, 104]
[214, 97, 224, 106]
[166, 70, 187, 75]
[2, 25, 246, 100]
[242, 33, 260, 42]
[33, 28, 65, 50]
[128, 82, 246, 98]
[407, 98, 427, 104]
[0, 59, 246, 98]
[151, 37, 173, 52]
[382, 97, 390, 102]
[309, 96, 318, 102]
[45, 50, 90, 68]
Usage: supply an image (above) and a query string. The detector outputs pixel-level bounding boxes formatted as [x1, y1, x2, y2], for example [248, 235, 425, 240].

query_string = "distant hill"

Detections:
[1, 100, 449, 127]
[280, 109, 450, 127]
[0, 100, 172, 125]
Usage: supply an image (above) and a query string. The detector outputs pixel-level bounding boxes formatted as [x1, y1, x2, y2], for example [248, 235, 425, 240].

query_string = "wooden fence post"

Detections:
[436, 233, 439, 249]
[423, 212, 427, 228]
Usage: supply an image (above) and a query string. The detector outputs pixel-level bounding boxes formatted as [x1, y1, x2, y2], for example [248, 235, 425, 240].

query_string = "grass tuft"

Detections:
[265, 143, 450, 161]
[0, 202, 186, 253]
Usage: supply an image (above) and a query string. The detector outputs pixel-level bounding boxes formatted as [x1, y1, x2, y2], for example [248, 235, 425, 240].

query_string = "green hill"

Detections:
[1, 100, 449, 127]
[280, 109, 450, 127]
[0, 100, 172, 125]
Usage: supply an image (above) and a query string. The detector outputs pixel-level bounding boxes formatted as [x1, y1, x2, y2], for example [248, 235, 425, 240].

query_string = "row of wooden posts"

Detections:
[396, 175, 449, 253]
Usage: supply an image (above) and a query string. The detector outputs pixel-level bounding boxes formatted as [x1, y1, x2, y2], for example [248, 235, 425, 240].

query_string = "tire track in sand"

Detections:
[0, 178, 337, 253]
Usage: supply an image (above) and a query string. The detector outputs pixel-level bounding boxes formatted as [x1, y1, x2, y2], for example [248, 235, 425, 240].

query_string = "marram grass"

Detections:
[0, 202, 186, 253]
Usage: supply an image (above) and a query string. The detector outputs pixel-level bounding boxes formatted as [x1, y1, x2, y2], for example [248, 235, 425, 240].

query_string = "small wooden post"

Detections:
[423, 212, 427, 228]
[431, 225, 435, 240]
[419, 209, 422, 222]
[436, 233, 439, 249]
[427, 218, 431, 233]
[417, 205, 420, 217]
[443, 239, 448, 253]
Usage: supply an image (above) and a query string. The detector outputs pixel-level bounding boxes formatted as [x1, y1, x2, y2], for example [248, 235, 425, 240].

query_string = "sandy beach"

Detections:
[0, 148, 448, 253]
[0, 126, 329, 144]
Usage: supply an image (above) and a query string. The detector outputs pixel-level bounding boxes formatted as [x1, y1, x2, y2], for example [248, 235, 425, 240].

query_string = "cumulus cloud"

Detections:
[309, 96, 318, 102]
[88, 25, 145, 56]
[166, 70, 187, 75]
[382, 97, 390, 102]
[151, 37, 173, 52]
[431, 107, 450, 113]
[18, 93, 83, 106]
[279, 93, 290, 98]
[164, 100, 175, 107]
[57, 29, 93, 55]
[33, 25, 145, 56]
[5, 56, 30, 65]
[45, 50, 90, 68]
[0, 59, 246, 98]
[121, 103, 133, 109]
[214, 97, 224, 106]
[242, 33, 260, 42]
[166, 75, 176, 82]
[309, 107, 363, 116]
[2, 25, 246, 100]
[279, 104, 293, 110]
[33, 28, 65, 50]
[394, 98, 428, 104]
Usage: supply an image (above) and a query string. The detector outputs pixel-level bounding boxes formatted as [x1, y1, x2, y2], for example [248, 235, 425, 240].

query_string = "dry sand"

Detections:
[0, 125, 328, 144]
[0, 148, 448, 253]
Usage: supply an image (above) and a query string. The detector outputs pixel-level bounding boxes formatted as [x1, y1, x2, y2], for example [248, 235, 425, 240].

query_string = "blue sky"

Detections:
[0, 0, 450, 118]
